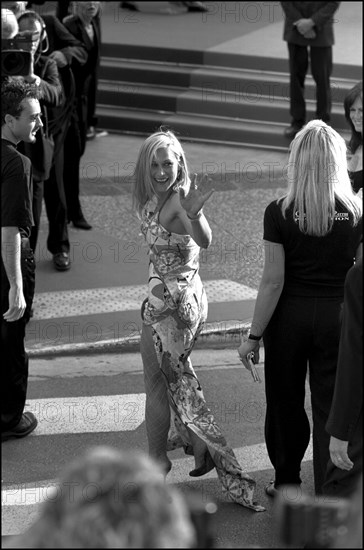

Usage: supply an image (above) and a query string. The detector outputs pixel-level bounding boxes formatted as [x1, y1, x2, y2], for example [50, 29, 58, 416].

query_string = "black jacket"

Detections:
[326, 257, 363, 441]
[62, 14, 100, 98]
[281, 2, 340, 46]
[42, 14, 88, 68]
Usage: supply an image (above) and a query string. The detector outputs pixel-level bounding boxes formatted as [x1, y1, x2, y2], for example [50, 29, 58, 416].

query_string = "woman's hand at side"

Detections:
[238, 339, 260, 368]
[238, 339, 261, 382]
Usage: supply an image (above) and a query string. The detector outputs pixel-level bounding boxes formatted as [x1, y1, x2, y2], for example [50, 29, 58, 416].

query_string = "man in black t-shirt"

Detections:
[1, 80, 42, 441]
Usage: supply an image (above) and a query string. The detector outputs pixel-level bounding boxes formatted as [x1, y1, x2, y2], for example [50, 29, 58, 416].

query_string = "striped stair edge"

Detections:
[96, 44, 357, 149]
[100, 43, 362, 81]
[99, 58, 356, 104]
[95, 106, 349, 151]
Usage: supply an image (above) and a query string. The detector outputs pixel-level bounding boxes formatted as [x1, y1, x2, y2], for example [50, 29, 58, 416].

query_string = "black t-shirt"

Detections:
[1, 139, 34, 239]
[263, 199, 363, 297]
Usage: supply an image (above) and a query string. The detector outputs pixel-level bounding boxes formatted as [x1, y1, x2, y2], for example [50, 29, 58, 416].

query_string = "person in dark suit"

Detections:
[280, 2, 341, 139]
[39, 12, 89, 265]
[62, 1, 101, 230]
[16, 10, 68, 272]
[322, 255, 363, 498]
[11, 6, 88, 271]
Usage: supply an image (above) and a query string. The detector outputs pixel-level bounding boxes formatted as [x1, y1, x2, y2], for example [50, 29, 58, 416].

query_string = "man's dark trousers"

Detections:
[1, 242, 35, 431]
[288, 43, 332, 127]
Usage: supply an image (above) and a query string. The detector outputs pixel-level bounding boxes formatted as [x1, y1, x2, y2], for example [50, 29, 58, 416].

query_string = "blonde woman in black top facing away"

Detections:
[238, 120, 362, 497]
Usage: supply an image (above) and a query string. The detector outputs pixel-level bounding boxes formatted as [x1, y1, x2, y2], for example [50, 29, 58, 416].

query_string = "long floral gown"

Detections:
[140, 198, 265, 512]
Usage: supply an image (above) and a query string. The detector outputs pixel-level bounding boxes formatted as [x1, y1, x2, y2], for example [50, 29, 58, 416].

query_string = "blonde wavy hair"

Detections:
[280, 120, 362, 236]
[132, 129, 190, 218]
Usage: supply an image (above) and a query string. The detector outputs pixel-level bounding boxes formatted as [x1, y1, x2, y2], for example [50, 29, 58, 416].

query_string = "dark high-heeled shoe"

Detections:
[189, 450, 215, 477]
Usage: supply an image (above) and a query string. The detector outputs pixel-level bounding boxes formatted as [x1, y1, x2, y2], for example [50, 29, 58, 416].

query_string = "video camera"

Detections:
[183, 490, 218, 548]
[275, 486, 352, 548]
[1, 32, 35, 76]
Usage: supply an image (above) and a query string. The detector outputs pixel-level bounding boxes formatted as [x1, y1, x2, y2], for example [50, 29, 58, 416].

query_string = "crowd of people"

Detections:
[2, 1, 102, 273]
[1, 1, 363, 548]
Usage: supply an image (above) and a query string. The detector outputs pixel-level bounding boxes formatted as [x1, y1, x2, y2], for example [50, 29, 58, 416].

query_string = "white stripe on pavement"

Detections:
[24, 394, 146, 435]
[2, 482, 60, 507]
[31, 280, 257, 320]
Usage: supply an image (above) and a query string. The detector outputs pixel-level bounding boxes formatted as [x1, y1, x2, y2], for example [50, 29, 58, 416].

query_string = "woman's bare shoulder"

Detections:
[166, 190, 183, 215]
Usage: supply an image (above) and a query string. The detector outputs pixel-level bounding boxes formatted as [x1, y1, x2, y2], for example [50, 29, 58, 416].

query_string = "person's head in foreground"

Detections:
[9, 446, 196, 548]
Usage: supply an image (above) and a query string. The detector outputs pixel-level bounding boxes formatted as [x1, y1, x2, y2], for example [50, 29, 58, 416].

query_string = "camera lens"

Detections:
[1, 50, 31, 76]
[2, 51, 26, 74]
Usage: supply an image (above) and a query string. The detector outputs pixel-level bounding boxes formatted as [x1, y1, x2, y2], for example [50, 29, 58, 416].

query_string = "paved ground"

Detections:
[97, 1, 362, 68]
[28, 134, 289, 354]
[2, 348, 316, 547]
[26, 0, 362, 356]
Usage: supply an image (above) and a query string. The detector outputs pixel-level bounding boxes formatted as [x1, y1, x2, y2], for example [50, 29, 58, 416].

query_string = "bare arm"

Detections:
[238, 240, 285, 367]
[180, 210, 212, 249]
[249, 241, 285, 336]
[1, 227, 26, 322]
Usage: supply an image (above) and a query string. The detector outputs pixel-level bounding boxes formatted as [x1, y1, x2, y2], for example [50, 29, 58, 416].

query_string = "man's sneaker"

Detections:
[2, 412, 38, 441]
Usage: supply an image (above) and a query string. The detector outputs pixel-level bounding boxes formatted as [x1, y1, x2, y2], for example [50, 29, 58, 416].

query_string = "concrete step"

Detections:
[97, 43, 357, 149]
[100, 43, 362, 81]
[99, 57, 357, 104]
[97, 80, 348, 129]
[96, 104, 298, 151]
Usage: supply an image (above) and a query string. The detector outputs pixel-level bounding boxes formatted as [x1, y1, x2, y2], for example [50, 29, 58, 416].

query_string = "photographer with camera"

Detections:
[1, 79, 41, 441]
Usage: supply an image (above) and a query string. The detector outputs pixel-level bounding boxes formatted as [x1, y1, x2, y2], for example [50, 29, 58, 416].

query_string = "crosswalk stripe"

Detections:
[23, 394, 146, 435]
[2, 482, 60, 507]
[31, 280, 257, 320]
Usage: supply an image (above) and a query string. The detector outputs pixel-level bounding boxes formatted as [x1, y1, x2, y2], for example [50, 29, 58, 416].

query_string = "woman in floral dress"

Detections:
[132, 130, 264, 511]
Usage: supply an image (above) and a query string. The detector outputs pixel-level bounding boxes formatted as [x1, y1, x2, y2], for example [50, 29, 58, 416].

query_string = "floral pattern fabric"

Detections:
[141, 200, 265, 512]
